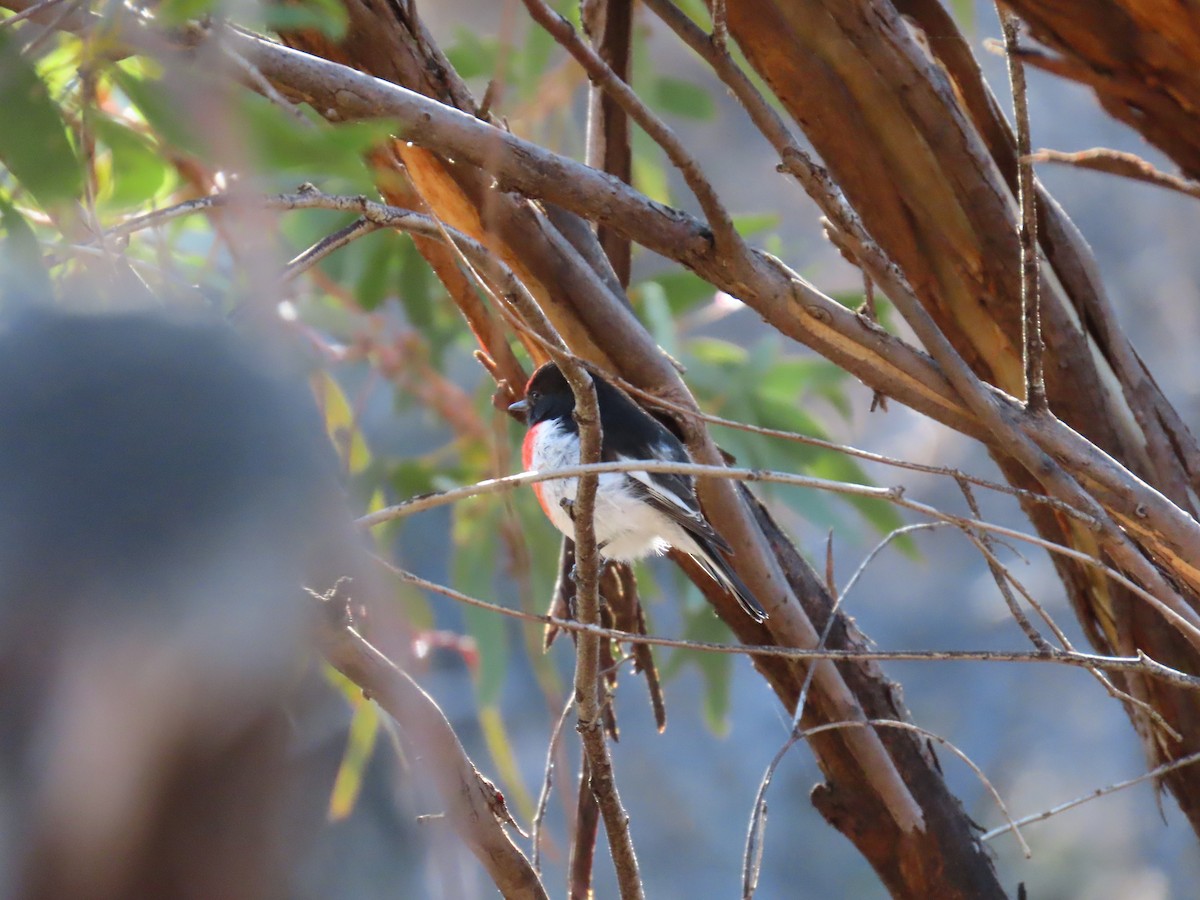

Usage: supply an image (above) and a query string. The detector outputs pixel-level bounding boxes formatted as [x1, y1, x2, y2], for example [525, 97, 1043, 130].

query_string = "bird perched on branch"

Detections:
[509, 362, 767, 622]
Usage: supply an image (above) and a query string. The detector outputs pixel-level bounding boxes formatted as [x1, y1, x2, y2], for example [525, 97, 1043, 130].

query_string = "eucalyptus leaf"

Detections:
[0, 32, 82, 210]
[653, 76, 716, 120]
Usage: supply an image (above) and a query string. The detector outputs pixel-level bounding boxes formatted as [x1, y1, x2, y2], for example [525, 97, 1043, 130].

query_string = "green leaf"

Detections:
[807, 452, 916, 555]
[950, 0, 976, 34]
[0, 196, 52, 303]
[92, 118, 171, 209]
[520, 15, 558, 99]
[312, 370, 371, 475]
[479, 705, 535, 821]
[652, 76, 716, 120]
[732, 212, 779, 238]
[353, 228, 401, 311]
[446, 27, 499, 81]
[157, 0, 221, 26]
[632, 154, 670, 205]
[397, 238, 435, 328]
[112, 66, 203, 154]
[0, 31, 82, 209]
[327, 693, 381, 820]
[688, 336, 747, 367]
[238, 95, 388, 183]
[261, 0, 349, 40]
[454, 504, 509, 705]
[641, 269, 714, 314]
[663, 603, 734, 735]
[640, 281, 677, 357]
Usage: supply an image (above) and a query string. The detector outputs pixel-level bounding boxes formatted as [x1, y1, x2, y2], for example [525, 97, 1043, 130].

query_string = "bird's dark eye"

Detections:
[528, 390, 540, 402]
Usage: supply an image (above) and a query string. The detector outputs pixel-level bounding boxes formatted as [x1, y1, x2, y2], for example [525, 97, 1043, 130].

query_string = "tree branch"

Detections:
[999, 8, 1046, 411]
[313, 592, 548, 900]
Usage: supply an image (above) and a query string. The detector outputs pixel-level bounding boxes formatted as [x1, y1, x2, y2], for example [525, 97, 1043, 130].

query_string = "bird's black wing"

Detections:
[595, 380, 732, 553]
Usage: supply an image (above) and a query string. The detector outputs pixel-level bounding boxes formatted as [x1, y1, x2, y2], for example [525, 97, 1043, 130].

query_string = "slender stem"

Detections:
[999, 8, 1046, 411]
[375, 561, 1200, 693]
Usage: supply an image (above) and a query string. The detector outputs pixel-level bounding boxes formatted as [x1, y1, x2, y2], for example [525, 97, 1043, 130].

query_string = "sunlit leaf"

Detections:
[950, 0, 976, 34]
[0, 32, 82, 209]
[327, 695, 381, 820]
[640, 280, 677, 357]
[92, 117, 171, 209]
[632, 154, 670, 205]
[688, 336, 747, 367]
[480, 705, 535, 821]
[111, 66, 203, 153]
[312, 370, 371, 475]
[157, 0, 221, 25]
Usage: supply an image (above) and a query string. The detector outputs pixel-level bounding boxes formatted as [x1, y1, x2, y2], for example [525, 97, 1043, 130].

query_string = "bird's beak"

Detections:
[508, 398, 529, 423]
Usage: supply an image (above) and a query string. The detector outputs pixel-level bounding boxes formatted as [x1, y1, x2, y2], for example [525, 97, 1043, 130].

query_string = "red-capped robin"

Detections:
[509, 362, 767, 622]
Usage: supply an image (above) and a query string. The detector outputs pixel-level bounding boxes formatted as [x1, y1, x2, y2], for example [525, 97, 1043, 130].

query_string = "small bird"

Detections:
[509, 362, 767, 622]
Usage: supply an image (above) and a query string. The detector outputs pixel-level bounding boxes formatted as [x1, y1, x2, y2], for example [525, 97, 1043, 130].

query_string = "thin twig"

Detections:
[282, 216, 380, 282]
[0, 0, 63, 30]
[709, 0, 727, 53]
[958, 479, 1051, 651]
[999, 8, 1046, 410]
[532, 693, 576, 875]
[981, 747, 1200, 843]
[960, 528, 1181, 741]
[558, 358, 644, 900]
[520, 0, 744, 256]
[356, 458, 1200, 646]
[743, 520, 942, 897]
[373, 559, 1200, 693]
[313, 591, 549, 900]
[1030, 147, 1200, 201]
[802, 719, 1031, 858]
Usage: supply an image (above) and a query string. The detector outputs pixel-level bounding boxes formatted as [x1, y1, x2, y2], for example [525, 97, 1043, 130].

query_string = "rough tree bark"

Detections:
[725, 0, 1200, 838]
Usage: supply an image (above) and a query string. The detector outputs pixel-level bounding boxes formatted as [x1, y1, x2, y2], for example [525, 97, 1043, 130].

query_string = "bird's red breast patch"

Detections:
[522, 423, 548, 514]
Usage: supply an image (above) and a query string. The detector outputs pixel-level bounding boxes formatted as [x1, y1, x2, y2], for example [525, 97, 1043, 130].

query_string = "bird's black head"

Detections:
[509, 362, 576, 427]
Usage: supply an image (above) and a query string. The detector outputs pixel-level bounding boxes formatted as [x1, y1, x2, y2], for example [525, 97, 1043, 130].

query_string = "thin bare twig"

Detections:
[0, 0, 64, 30]
[1031, 147, 1200, 201]
[999, 8, 1046, 410]
[282, 216, 380, 282]
[313, 591, 549, 900]
[558, 363, 644, 900]
[743, 521, 943, 897]
[521, 0, 744, 256]
[373, 559, 1200, 693]
[958, 479, 1051, 651]
[803, 719, 1031, 858]
[532, 693, 576, 875]
[357, 459, 1200, 646]
[982, 747, 1200, 843]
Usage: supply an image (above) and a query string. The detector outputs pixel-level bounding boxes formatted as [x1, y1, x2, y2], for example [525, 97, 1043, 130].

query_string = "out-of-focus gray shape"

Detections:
[0, 308, 348, 900]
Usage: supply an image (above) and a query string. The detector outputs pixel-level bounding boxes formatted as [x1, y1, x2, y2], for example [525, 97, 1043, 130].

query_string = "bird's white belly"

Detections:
[530, 423, 669, 560]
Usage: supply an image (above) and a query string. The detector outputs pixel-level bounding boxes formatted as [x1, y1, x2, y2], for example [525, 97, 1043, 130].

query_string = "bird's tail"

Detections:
[687, 538, 768, 622]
